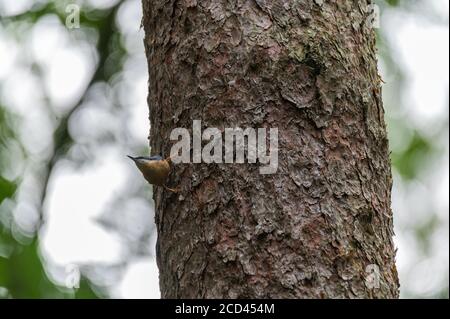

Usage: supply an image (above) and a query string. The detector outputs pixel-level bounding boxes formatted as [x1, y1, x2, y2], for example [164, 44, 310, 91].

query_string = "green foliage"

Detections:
[385, 0, 401, 6]
[0, 0, 129, 299]
[1, 104, 98, 299]
[0, 177, 16, 205]
[391, 133, 436, 180]
[0, 224, 100, 299]
[0, 232, 61, 298]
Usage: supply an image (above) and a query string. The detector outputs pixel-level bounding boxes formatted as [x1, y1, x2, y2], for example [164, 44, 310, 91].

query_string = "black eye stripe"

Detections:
[133, 156, 162, 161]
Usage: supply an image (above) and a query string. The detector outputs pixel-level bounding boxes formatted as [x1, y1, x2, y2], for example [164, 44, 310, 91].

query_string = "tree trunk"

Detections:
[141, 0, 399, 298]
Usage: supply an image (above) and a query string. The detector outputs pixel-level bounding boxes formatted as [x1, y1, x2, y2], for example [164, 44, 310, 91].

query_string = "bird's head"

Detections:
[127, 155, 163, 170]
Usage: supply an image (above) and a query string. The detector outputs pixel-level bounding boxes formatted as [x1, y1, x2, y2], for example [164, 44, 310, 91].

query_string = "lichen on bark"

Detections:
[142, 0, 399, 298]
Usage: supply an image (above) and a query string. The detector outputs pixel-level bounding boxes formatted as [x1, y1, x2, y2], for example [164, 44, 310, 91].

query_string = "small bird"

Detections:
[128, 155, 178, 192]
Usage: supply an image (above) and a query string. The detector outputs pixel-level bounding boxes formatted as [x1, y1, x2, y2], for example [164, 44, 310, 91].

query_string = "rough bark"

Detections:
[142, 0, 399, 298]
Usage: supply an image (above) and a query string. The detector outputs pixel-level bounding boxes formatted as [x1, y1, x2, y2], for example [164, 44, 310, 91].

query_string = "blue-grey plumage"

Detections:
[128, 155, 175, 191]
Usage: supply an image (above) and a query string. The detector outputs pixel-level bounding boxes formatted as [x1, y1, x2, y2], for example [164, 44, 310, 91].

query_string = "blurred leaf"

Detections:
[391, 133, 435, 180]
[384, 0, 401, 7]
[74, 278, 102, 299]
[0, 176, 16, 204]
[0, 233, 63, 298]
[0, 107, 14, 142]
[415, 213, 441, 254]
[0, 223, 100, 299]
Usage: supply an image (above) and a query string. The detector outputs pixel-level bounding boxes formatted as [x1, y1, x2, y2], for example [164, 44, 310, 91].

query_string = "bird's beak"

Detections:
[127, 155, 137, 161]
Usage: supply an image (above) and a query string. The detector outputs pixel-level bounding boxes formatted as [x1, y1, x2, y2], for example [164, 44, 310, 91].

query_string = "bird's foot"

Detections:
[164, 185, 179, 193]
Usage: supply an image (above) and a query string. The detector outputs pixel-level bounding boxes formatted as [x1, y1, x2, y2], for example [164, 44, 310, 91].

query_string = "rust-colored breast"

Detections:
[142, 160, 170, 186]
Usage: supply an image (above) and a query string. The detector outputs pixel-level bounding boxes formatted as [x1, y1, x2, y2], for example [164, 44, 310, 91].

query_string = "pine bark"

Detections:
[141, 0, 399, 298]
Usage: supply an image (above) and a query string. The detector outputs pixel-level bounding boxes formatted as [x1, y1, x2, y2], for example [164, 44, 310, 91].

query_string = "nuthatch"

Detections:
[128, 155, 178, 192]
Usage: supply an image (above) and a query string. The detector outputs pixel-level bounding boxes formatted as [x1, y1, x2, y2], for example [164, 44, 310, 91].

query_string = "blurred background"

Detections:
[0, 0, 448, 299]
